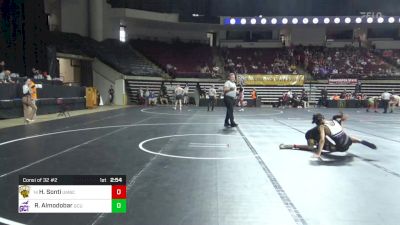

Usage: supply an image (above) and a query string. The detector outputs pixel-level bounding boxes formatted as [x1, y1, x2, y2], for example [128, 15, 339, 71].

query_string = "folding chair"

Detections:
[57, 98, 71, 117]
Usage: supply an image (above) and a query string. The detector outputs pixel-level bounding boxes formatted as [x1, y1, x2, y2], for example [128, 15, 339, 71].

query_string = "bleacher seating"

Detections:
[298, 46, 399, 79]
[131, 40, 214, 78]
[48, 33, 400, 81]
[380, 49, 400, 68]
[47, 32, 164, 77]
[96, 39, 164, 76]
[221, 48, 299, 74]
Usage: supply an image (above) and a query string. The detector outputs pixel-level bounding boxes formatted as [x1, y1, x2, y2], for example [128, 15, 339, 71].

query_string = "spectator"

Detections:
[251, 88, 257, 107]
[108, 85, 114, 104]
[355, 80, 362, 94]
[0, 70, 4, 83]
[0, 70, 14, 83]
[287, 89, 293, 99]
[183, 84, 189, 105]
[0, 61, 5, 72]
[301, 89, 309, 108]
[207, 85, 217, 112]
[43, 71, 52, 81]
[32, 68, 39, 78]
[29, 80, 40, 119]
[160, 82, 167, 96]
[144, 88, 150, 106]
[340, 89, 347, 99]
[148, 91, 157, 105]
[138, 87, 144, 105]
[159, 92, 169, 105]
[320, 87, 328, 107]
[22, 79, 38, 124]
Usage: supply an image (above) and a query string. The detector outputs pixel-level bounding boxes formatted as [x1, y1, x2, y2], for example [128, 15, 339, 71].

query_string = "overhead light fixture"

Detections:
[388, 17, 395, 23]
[334, 17, 340, 24]
[312, 18, 319, 24]
[324, 18, 330, 24]
[292, 18, 298, 24]
[282, 18, 288, 24]
[250, 18, 257, 24]
[260, 18, 267, 24]
[367, 17, 373, 23]
[271, 18, 277, 24]
[345, 17, 351, 23]
[230, 18, 236, 25]
[377, 17, 384, 23]
[355, 17, 362, 23]
[240, 18, 246, 25]
[303, 18, 309, 24]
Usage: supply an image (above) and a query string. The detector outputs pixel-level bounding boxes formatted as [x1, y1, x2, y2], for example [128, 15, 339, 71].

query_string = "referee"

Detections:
[223, 73, 238, 127]
[381, 90, 391, 113]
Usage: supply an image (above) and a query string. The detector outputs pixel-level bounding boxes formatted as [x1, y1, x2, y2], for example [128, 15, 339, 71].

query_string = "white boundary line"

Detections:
[0, 122, 243, 178]
[0, 128, 127, 178]
[138, 134, 256, 160]
[189, 146, 228, 148]
[0, 217, 26, 225]
[0, 123, 220, 147]
[140, 107, 283, 117]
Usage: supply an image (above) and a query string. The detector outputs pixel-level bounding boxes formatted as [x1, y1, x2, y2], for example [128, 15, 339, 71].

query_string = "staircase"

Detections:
[212, 48, 226, 79]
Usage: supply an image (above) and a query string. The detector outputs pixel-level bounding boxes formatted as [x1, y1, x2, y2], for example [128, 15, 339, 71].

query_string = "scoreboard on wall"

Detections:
[18, 175, 126, 213]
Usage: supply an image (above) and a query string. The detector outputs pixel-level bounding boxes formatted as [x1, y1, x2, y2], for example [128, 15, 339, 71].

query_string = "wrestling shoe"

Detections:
[361, 140, 377, 150]
[279, 144, 293, 149]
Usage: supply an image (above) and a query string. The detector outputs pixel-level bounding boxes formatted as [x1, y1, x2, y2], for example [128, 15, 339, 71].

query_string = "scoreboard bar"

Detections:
[18, 175, 126, 213]
[19, 175, 126, 185]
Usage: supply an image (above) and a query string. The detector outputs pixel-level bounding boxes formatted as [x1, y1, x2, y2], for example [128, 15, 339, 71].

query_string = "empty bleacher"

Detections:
[48, 32, 165, 77]
[131, 39, 214, 78]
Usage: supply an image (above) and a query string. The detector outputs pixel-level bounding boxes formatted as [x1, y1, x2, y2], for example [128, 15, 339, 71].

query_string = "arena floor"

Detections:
[0, 106, 399, 225]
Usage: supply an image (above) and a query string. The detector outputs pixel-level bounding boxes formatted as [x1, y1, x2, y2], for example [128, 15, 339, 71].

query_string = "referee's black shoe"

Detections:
[230, 123, 238, 127]
[224, 123, 230, 127]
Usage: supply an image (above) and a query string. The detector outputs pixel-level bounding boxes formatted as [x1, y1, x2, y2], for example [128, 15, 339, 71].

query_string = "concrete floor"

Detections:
[0, 106, 399, 225]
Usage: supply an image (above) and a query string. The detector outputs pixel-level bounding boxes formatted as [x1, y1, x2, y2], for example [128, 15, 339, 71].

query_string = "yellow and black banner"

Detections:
[241, 74, 304, 86]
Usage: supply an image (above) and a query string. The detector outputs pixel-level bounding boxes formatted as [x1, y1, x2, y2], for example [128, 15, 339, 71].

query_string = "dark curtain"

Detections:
[80, 60, 93, 87]
[0, 0, 48, 76]
[46, 45, 58, 77]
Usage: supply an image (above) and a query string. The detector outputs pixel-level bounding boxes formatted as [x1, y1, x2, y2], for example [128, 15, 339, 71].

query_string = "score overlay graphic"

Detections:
[18, 175, 126, 213]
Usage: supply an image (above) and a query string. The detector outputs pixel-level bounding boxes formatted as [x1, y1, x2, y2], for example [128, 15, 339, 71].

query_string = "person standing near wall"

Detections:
[355, 80, 362, 95]
[22, 79, 37, 124]
[320, 87, 328, 107]
[238, 85, 245, 111]
[183, 83, 189, 105]
[108, 85, 114, 105]
[208, 85, 217, 111]
[144, 87, 150, 107]
[223, 73, 238, 127]
[251, 88, 257, 107]
[30, 80, 38, 120]
[366, 96, 379, 113]
[381, 90, 391, 113]
[301, 88, 309, 108]
[174, 84, 184, 111]
[389, 94, 399, 113]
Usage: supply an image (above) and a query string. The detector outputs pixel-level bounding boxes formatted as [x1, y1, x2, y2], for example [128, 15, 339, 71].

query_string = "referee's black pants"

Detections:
[208, 96, 215, 111]
[224, 96, 235, 125]
[383, 99, 389, 113]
